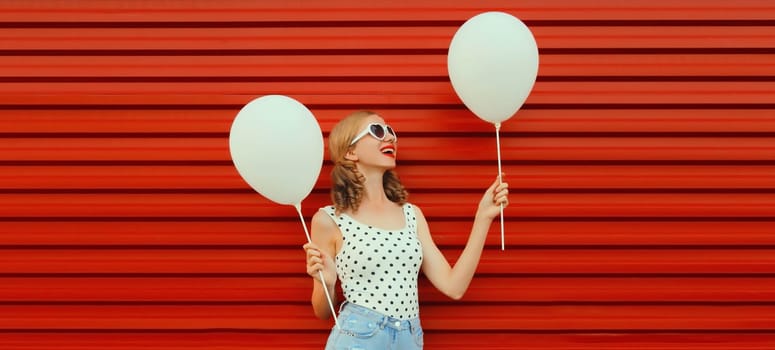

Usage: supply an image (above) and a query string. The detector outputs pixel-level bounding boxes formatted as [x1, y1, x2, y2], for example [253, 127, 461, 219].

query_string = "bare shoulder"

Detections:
[409, 203, 431, 237]
[311, 209, 340, 251]
[409, 203, 428, 222]
[312, 209, 336, 228]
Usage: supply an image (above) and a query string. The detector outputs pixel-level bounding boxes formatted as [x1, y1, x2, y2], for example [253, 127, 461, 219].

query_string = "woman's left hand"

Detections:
[477, 175, 509, 221]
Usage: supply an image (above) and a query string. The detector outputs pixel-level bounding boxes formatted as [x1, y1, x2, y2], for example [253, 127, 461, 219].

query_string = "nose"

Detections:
[384, 132, 397, 143]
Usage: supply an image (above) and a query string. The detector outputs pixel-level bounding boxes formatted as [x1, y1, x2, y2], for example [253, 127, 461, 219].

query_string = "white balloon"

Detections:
[229, 95, 324, 206]
[448, 11, 539, 124]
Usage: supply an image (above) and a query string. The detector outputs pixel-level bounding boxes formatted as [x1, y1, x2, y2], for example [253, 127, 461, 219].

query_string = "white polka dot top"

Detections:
[322, 203, 423, 320]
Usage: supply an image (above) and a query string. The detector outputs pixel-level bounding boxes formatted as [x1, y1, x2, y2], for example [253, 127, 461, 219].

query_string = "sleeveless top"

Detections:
[321, 203, 423, 320]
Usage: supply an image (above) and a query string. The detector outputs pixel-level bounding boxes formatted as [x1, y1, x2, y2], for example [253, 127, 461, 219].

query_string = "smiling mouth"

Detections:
[380, 146, 395, 157]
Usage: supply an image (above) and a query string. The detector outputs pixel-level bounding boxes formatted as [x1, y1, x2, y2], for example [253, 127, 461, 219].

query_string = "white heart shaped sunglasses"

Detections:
[350, 123, 397, 145]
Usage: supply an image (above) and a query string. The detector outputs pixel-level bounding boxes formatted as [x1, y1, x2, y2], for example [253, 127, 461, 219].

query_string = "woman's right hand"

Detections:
[303, 242, 337, 288]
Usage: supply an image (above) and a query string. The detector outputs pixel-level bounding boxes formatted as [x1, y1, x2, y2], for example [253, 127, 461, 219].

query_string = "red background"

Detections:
[1, 0, 774, 348]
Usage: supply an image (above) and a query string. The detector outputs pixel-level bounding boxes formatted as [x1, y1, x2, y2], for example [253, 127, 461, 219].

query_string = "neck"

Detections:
[359, 167, 390, 206]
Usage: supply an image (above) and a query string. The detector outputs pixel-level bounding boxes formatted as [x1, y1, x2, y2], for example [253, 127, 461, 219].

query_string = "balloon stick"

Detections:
[495, 123, 505, 251]
[294, 203, 339, 328]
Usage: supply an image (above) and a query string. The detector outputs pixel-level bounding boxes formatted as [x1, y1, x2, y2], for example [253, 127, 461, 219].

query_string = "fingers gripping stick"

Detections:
[495, 123, 505, 251]
[295, 203, 339, 328]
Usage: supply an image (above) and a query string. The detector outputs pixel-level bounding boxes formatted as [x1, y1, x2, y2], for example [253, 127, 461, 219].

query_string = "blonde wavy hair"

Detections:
[328, 110, 408, 213]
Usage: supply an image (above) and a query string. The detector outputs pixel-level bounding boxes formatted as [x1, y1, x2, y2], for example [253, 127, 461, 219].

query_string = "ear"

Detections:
[344, 148, 358, 162]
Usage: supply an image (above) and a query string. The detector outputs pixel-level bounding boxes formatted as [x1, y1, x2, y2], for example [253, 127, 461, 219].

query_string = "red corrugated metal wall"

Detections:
[1, 0, 774, 348]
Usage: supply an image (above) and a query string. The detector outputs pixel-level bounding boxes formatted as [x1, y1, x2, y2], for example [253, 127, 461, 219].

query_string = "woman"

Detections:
[303, 110, 509, 349]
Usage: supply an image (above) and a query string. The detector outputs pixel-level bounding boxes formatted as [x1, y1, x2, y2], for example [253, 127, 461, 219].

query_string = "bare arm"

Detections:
[417, 177, 509, 300]
[303, 210, 340, 319]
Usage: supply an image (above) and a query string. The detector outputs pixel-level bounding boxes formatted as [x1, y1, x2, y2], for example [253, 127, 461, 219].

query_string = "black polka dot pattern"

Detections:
[324, 204, 423, 320]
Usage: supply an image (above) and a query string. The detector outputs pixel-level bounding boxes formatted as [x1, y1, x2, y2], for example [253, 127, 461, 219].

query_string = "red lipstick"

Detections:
[380, 144, 396, 158]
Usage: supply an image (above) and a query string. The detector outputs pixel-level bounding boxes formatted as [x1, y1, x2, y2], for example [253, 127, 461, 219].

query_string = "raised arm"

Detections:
[417, 177, 509, 300]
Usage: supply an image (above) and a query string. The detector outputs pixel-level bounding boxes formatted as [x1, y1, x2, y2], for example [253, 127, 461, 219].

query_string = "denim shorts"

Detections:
[325, 302, 424, 350]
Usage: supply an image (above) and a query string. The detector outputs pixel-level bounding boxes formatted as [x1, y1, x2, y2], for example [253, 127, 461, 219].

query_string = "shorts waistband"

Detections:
[338, 302, 421, 332]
